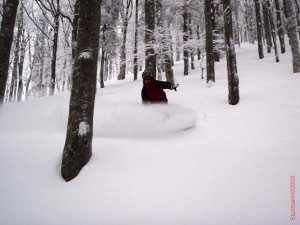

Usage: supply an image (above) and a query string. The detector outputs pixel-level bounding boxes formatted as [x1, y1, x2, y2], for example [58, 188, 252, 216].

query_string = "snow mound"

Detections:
[94, 104, 198, 138]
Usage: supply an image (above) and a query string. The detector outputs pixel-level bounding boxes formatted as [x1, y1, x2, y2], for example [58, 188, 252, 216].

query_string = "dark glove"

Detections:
[171, 83, 179, 91]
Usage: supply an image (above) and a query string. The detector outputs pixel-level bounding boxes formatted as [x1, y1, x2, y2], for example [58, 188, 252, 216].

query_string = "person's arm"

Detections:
[155, 80, 179, 91]
[154, 80, 172, 89]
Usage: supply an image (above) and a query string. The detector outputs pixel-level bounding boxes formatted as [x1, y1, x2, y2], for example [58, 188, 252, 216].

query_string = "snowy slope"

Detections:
[0, 43, 299, 225]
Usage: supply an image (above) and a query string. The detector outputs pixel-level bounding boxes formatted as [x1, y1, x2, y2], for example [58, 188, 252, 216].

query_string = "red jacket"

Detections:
[141, 77, 172, 103]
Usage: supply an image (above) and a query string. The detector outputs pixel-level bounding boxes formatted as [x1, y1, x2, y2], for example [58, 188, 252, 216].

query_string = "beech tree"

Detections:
[0, 0, 19, 104]
[254, 0, 264, 59]
[133, 0, 138, 81]
[205, 0, 215, 82]
[223, 0, 239, 105]
[183, 0, 189, 76]
[274, 0, 285, 53]
[61, 0, 102, 182]
[118, 0, 132, 80]
[145, 0, 156, 78]
[285, 0, 300, 72]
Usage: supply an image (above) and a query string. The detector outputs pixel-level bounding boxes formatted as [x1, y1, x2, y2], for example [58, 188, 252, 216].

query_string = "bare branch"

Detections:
[21, 1, 52, 40]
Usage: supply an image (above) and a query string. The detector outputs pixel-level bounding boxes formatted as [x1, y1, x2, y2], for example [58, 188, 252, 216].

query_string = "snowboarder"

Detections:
[141, 71, 179, 104]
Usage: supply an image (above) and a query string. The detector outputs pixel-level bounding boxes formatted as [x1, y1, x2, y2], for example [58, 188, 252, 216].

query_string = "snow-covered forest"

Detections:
[0, 0, 300, 224]
[1, 0, 298, 102]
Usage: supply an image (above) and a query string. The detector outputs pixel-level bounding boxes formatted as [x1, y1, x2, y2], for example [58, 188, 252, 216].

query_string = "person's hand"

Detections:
[172, 83, 179, 91]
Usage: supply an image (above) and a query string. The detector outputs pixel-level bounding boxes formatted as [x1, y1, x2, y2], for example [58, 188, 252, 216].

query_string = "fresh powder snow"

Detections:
[79, 51, 92, 60]
[78, 121, 89, 136]
[0, 43, 299, 225]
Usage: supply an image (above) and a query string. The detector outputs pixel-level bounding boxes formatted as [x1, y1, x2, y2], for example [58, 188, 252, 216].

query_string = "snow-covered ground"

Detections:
[0, 43, 299, 225]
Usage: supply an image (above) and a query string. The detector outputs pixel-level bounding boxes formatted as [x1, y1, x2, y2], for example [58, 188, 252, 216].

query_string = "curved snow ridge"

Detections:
[94, 104, 198, 138]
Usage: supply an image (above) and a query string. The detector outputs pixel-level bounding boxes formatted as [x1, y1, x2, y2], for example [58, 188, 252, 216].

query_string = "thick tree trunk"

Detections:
[285, 0, 300, 72]
[0, 0, 19, 104]
[224, 0, 240, 105]
[254, 0, 264, 59]
[205, 0, 215, 82]
[61, 0, 102, 182]
[145, 0, 156, 78]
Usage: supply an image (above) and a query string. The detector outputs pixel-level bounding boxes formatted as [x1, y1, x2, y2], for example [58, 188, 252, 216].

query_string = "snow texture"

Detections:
[0, 42, 299, 225]
[79, 51, 92, 60]
[78, 121, 89, 136]
[96, 104, 197, 138]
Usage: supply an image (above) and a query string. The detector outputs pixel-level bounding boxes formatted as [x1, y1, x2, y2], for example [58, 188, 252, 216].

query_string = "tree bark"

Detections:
[274, 0, 286, 53]
[145, 0, 156, 78]
[0, 0, 19, 104]
[224, 0, 240, 105]
[61, 0, 102, 182]
[49, 0, 60, 96]
[118, 0, 132, 80]
[205, 0, 215, 82]
[183, 0, 189, 75]
[133, 0, 138, 81]
[285, 0, 300, 72]
[262, 1, 272, 53]
[254, 0, 264, 59]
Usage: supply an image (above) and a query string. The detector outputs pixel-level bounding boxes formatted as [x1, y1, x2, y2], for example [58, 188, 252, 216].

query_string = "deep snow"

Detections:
[0, 43, 300, 225]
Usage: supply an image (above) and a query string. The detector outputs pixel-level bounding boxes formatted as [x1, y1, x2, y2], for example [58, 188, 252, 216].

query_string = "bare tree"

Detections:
[61, 0, 102, 182]
[205, 0, 215, 82]
[0, 0, 19, 104]
[118, 0, 132, 80]
[254, 0, 264, 59]
[133, 0, 138, 81]
[224, 0, 239, 105]
[285, 0, 300, 72]
[183, 0, 189, 76]
[274, 0, 285, 53]
[145, 0, 156, 78]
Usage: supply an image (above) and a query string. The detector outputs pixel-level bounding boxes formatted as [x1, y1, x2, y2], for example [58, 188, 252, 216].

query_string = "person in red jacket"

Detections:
[141, 71, 179, 104]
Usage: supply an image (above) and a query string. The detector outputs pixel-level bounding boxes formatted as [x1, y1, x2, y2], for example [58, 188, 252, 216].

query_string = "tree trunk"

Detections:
[49, 0, 60, 96]
[267, 0, 280, 62]
[118, 0, 132, 80]
[224, 0, 240, 105]
[189, 13, 195, 70]
[234, 0, 241, 46]
[183, 0, 189, 76]
[262, 1, 272, 53]
[17, 30, 26, 102]
[205, 0, 215, 82]
[61, 0, 102, 182]
[145, 0, 156, 78]
[254, 0, 264, 59]
[133, 0, 138, 81]
[274, 0, 286, 53]
[100, 47, 105, 88]
[0, 0, 19, 104]
[197, 24, 201, 60]
[285, 0, 300, 72]
[176, 35, 181, 61]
